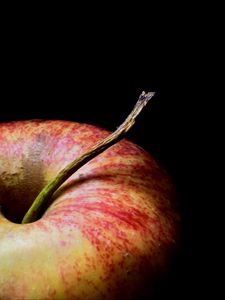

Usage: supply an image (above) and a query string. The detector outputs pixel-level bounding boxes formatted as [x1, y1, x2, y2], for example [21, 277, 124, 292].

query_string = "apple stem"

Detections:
[21, 91, 155, 224]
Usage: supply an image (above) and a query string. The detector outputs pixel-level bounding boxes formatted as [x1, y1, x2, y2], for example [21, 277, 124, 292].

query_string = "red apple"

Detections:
[0, 120, 180, 299]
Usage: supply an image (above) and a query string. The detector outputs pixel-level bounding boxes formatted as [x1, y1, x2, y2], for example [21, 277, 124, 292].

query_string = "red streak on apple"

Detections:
[0, 120, 180, 299]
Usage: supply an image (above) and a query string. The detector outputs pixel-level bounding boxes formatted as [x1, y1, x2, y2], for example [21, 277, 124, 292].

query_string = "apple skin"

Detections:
[0, 120, 180, 300]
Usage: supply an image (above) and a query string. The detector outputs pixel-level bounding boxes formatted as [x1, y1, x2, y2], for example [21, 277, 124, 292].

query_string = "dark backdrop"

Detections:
[0, 10, 212, 299]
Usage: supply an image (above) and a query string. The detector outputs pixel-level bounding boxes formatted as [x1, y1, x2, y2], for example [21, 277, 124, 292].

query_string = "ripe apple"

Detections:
[0, 119, 180, 299]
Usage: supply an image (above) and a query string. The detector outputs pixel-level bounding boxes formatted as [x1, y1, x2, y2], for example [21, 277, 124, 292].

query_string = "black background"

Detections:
[1, 6, 214, 299]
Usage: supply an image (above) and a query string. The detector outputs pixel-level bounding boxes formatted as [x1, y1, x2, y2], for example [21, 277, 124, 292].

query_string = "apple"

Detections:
[0, 98, 180, 299]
